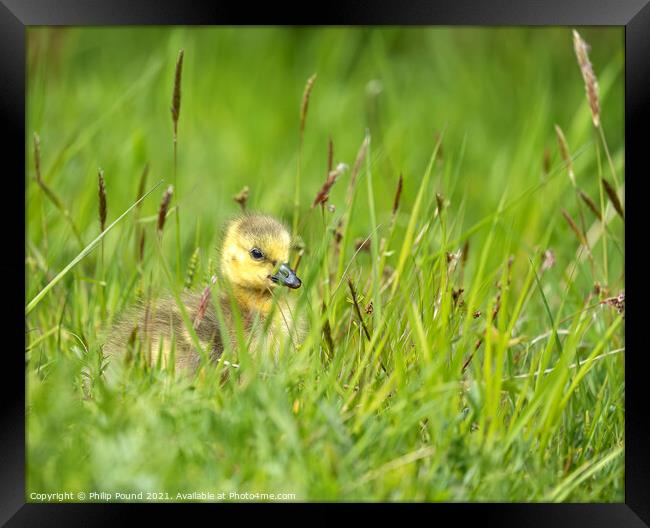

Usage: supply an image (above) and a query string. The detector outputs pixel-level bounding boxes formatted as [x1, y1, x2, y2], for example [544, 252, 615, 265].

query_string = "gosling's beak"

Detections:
[270, 262, 302, 289]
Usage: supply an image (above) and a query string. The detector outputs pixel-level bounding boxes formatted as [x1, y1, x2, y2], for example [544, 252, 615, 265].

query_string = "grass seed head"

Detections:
[138, 230, 146, 263]
[436, 192, 445, 214]
[171, 49, 184, 140]
[157, 185, 174, 233]
[97, 168, 107, 232]
[300, 73, 317, 139]
[562, 209, 588, 247]
[461, 239, 470, 267]
[578, 189, 602, 221]
[193, 275, 217, 330]
[601, 178, 624, 220]
[572, 29, 600, 128]
[354, 238, 371, 253]
[233, 185, 250, 211]
[185, 247, 200, 289]
[392, 173, 403, 216]
[602, 290, 625, 315]
[312, 163, 348, 208]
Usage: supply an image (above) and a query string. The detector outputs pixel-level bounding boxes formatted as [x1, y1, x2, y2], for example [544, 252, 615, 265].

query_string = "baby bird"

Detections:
[104, 213, 302, 375]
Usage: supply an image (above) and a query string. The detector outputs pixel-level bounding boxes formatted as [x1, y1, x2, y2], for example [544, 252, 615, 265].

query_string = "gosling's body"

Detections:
[104, 213, 302, 374]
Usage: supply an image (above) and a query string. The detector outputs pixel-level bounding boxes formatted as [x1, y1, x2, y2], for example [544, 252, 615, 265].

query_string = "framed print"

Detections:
[4, 0, 649, 524]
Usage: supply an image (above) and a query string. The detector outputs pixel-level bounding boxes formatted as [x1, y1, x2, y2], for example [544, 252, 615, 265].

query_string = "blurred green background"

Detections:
[27, 27, 623, 269]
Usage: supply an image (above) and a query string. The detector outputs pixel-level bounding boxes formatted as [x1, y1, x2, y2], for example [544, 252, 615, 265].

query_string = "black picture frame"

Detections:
[5, 0, 649, 524]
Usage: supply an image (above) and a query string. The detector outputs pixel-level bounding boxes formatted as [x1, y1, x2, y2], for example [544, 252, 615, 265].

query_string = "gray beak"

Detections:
[271, 262, 302, 289]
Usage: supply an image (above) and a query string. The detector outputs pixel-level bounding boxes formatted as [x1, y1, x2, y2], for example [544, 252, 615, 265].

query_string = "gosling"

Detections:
[104, 213, 302, 375]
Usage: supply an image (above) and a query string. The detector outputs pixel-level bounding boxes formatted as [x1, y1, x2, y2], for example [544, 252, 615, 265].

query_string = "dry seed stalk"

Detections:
[193, 275, 217, 330]
[354, 238, 371, 253]
[299, 73, 317, 140]
[461, 240, 470, 267]
[436, 193, 445, 215]
[572, 29, 600, 128]
[562, 209, 588, 247]
[601, 178, 624, 220]
[138, 230, 146, 263]
[578, 189, 602, 221]
[347, 278, 371, 342]
[170, 49, 184, 281]
[392, 173, 403, 216]
[601, 291, 624, 315]
[312, 163, 348, 208]
[461, 339, 484, 373]
[233, 186, 250, 211]
[98, 169, 107, 232]
[157, 185, 174, 233]
[33, 133, 62, 207]
[171, 49, 184, 142]
[134, 164, 149, 261]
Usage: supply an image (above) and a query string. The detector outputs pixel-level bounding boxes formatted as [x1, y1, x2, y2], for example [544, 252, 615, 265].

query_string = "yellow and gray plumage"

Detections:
[103, 213, 303, 375]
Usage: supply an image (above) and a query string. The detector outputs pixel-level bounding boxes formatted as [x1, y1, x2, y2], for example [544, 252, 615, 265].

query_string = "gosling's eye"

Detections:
[250, 248, 264, 261]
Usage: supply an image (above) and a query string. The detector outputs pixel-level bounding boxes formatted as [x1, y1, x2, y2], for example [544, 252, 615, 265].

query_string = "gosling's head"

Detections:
[220, 214, 301, 293]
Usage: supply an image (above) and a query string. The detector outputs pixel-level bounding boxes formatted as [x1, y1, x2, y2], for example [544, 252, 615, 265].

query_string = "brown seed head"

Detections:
[436, 192, 445, 214]
[354, 238, 371, 253]
[602, 290, 624, 316]
[98, 169, 107, 232]
[601, 178, 624, 220]
[299, 73, 317, 139]
[171, 49, 184, 140]
[157, 185, 174, 233]
[578, 190, 602, 221]
[138, 230, 146, 263]
[572, 30, 600, 128]
[461, 239, 470, 267]
[562, 209, 588, 247]
[194, 275, 217, 330]
[392, 173, 403, 216]
[233, 185, 250, 211]
[312, 163, 347, 208]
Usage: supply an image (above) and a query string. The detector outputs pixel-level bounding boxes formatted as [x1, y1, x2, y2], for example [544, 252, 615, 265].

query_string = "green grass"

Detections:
[26, 27, 625, 502]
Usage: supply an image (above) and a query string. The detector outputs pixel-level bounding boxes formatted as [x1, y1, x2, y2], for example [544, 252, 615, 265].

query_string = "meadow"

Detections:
[25, 27, 625, 501]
